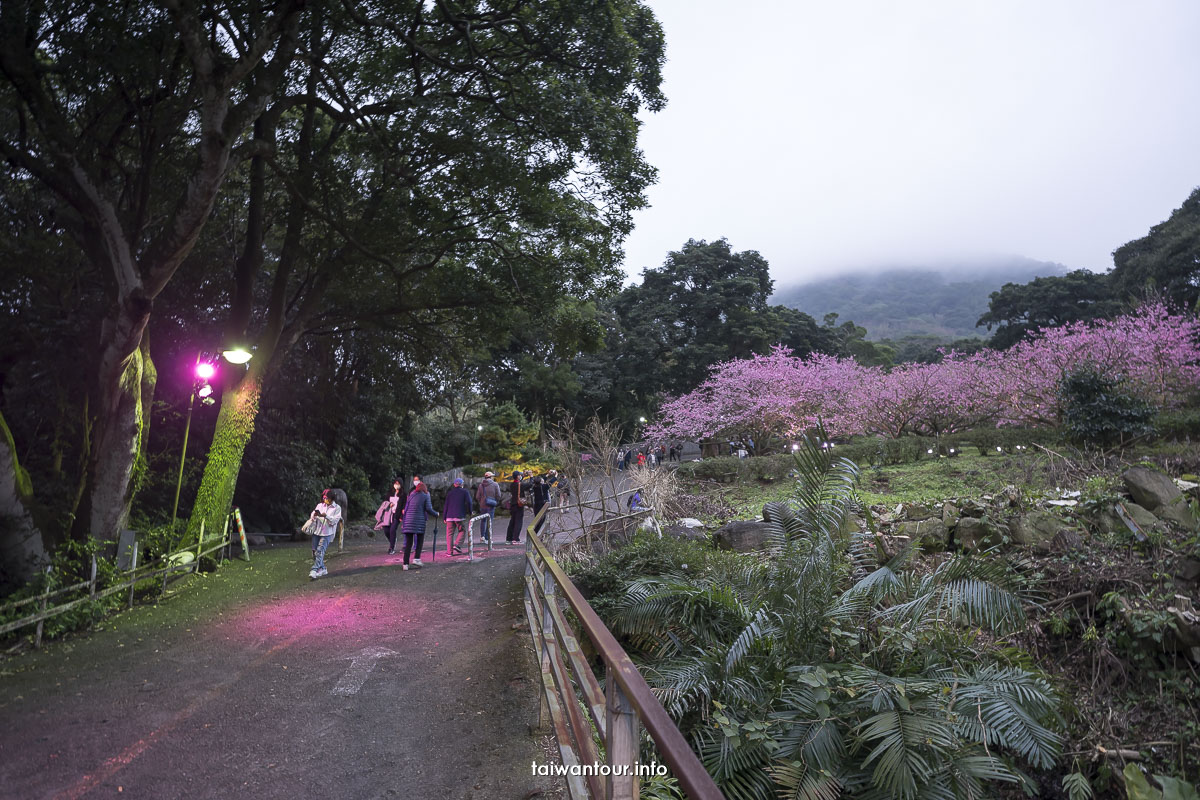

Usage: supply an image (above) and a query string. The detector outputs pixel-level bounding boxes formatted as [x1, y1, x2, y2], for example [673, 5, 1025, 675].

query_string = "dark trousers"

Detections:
[533, 503, 547, 533]
[507, 506, 525, 542]
[403, 530, 424, 564]
[386, 518, 400, 551]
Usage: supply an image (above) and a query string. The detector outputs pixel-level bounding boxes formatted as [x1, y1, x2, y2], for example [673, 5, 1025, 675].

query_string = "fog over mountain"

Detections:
[772, 257, 1068, 340]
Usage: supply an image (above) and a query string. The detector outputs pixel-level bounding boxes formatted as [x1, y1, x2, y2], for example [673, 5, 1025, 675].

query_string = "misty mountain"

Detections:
[772, 257, 1068, 339]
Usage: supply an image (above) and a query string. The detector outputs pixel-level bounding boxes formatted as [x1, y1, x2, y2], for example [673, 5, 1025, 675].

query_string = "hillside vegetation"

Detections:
[774, 257, 1067, 339]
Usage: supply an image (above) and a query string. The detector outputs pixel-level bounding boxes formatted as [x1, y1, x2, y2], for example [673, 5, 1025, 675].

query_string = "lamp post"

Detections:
[473, 424, 483, 452]
[170, 347, 253, 530]
[172, 357, 217, 530]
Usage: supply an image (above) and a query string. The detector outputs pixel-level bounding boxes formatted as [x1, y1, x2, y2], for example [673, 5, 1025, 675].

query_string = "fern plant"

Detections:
[609, 430, 1061, 800]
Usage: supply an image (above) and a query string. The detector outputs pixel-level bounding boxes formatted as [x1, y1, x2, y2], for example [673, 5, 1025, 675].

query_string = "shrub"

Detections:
[1154, 408, 1200, 442]
[1060, 367, 1156, 449]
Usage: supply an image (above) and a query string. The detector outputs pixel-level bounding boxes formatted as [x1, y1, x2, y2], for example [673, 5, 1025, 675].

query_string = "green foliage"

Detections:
[475, 402, 541, 463]
[978, 269, 1121, 349]
[0, 537, 123, 642]
[1111, 186, 1200, 312]
[1154, 408, 1200, 442]
[1059, 367, 1157, 449]
[567, 533, 727, 617]
[775, 258, 1063, 340]
[596, 434, 1060, 799]
[1122, 764, 1200, 800]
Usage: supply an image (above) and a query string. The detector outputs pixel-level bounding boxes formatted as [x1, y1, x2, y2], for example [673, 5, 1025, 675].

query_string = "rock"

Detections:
[959, 499, 987, 518]
[662, 523, 710, 543]
[1010, 511, 1068, 551]
[1153, 498, 1200, 532]
[1123, 467, 1183, 512]
[714, 519, 774, 552]
[246, 534, 268, 547]
[902, 503, 936, 521]
[1120, 502, 1161, 532]
[1090, 509, 1123, 536]
[1174, 557, 1200, 583]
[897, 519, 949, 549]
[674, 518, 706, 529]
[875, 534, 910, 561]
[941, 502, 960, 528]
[1001, 485, 1021, 505]
[1049, 528, 1085, 553]
[956, 516, 1006, 551]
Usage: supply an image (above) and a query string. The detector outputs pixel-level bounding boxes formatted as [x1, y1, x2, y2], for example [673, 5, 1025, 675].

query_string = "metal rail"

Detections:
[523, 505, 724, 800]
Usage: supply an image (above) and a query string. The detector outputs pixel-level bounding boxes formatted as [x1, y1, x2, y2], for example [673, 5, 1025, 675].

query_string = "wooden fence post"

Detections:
[128, 542, 138, 609]
[540, 568, 556, 731]
[34, 565, 51, 648]
[606, 673, 641, 800]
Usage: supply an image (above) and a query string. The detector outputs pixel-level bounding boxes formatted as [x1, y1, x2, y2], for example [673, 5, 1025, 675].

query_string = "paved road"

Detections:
[0, 539, 559, 800]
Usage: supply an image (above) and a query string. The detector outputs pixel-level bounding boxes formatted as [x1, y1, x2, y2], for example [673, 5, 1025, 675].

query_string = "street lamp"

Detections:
[473, 424, 483, 452]
[172, 356, 218, 530]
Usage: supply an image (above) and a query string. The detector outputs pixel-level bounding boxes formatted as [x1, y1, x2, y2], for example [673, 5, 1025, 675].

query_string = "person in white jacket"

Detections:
[309, 488, 343, 579]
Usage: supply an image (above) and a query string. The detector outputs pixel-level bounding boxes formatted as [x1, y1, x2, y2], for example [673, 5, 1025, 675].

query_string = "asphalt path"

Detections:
[0, 537, 559, 800]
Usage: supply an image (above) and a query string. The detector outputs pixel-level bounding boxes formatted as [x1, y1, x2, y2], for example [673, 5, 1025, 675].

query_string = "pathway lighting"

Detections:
[949, 448, 955, 454]
[791, 443, 800, 452]
[927, 449, 934, 454]
[222, 347, 253, 365]
[173, 355, 219, 529]
[996, 446, 1003, 452]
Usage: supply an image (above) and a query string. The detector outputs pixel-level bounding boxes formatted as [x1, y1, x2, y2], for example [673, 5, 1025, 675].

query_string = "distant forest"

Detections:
[773, 257, 1068, 339]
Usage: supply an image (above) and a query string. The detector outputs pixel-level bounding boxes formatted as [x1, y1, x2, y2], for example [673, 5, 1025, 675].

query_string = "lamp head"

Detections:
[222, 347, 253, 365]
[195, 362, 216, 380]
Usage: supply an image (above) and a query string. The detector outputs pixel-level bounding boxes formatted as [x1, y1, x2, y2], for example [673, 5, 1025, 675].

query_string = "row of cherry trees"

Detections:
[650, 303, 1200, 444]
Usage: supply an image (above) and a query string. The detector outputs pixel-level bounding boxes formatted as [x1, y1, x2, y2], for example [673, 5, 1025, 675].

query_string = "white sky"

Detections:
[621, 0, 1200, 285]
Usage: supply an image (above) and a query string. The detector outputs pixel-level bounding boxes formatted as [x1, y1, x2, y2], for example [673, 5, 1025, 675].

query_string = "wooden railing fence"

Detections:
[0, 517, 241, 646]
[523, 504, 723, 800]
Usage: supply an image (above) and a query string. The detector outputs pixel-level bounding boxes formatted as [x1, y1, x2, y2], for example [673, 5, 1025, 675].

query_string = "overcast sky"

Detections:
[620, 0, 1200, 287]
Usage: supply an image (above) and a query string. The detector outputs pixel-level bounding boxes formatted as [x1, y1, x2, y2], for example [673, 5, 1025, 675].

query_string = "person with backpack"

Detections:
[475, 471, 501, 543]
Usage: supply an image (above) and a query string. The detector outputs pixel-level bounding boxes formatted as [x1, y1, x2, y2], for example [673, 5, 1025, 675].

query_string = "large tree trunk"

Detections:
[77, 313, 155, 545]
[185, 370, 263, 544]
[0, 411, 48, 589]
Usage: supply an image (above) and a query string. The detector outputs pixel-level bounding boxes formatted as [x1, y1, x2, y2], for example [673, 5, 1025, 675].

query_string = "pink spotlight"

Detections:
[197, 384, 213, 399]
[196, 362, 216, 380]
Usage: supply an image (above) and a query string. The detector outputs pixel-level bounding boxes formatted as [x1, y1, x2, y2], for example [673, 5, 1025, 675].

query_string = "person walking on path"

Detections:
[530, 475, 551, 535]
[401, 480, 439, 570]
[475, 471, 501, 543]
[505, 470, 526, 545]
[442, 477, 473, 555]
[309, 488, 343, 580]
[636, 451, 646, 468]
[623, 448, 632, 470]
[376, 477, 404, 555]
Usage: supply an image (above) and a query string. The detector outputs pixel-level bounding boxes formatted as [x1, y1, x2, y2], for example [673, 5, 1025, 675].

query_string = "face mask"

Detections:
[413, 480, 420, 487]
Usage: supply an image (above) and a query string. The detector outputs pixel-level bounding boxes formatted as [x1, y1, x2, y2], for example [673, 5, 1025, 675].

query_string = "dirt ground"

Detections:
[0, 536, 566, 800]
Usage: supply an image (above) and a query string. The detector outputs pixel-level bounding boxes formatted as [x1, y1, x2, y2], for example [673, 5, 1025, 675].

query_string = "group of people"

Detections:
[306, 468, 572, 580]
[616, 443, 682, 470]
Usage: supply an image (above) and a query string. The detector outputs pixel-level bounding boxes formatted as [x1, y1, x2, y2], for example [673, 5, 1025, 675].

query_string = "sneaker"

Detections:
[402, 564, 409, 571]
[387, 548, 396, 555]
[413, 558, 423, 566]
[309, 570, 319, 580]
[318, 568, 328, 577]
